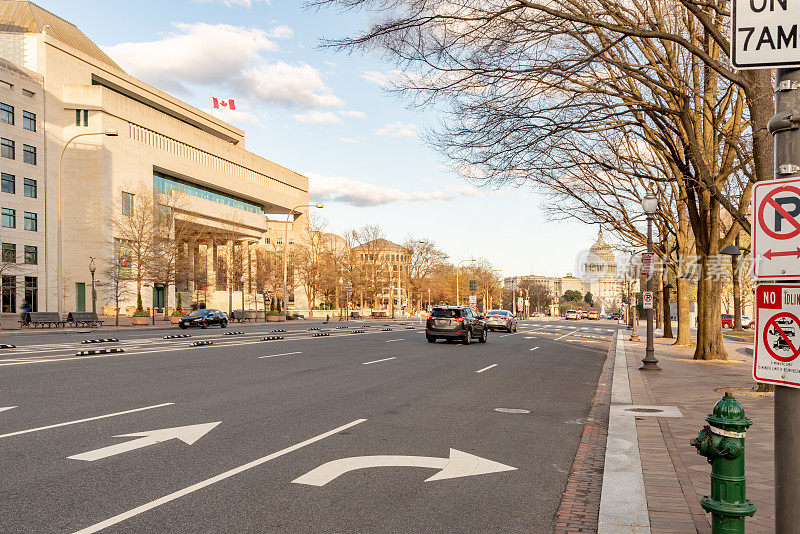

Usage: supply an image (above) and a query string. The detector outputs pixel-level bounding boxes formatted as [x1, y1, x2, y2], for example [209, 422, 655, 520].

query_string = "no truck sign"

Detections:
[755, 284, 800, 388]
[752, 177, 800, 279]
[732, 0, 800, 68]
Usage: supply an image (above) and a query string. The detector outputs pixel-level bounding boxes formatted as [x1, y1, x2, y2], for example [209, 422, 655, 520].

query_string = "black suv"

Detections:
[426, 306, 487, 344]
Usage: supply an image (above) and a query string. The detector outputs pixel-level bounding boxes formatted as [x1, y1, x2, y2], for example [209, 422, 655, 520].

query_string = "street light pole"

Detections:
[455, 258, 475, 305]
[57, 129, 118, 317]
[282, 203, 323, 315]
[89, 257, 96, 317]
[640, 192, 660, 370]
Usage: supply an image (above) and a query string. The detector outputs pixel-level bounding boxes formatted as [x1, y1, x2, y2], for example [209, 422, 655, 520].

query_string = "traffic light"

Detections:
[469, 280, 477, 292]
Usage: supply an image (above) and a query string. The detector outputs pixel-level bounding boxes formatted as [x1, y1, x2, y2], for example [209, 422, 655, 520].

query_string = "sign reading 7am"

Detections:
[752, 178, 800, 280]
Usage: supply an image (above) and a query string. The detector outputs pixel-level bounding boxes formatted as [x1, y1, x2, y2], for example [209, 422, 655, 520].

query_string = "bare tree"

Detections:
[103, 239, 133, 326]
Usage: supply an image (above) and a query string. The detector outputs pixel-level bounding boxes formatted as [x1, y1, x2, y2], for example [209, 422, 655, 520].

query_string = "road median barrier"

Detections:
[313, 333, 330, 337]
[222, 331, 245, 336]
[75, 348, 124, 356]
[0, 344, 15, 349]
[164, 334, 191, 339]
[81, 338, 119, 344]
[261, 336, 284, 341]
[271, 329, 287, 333]
[192, 341, 213, 347]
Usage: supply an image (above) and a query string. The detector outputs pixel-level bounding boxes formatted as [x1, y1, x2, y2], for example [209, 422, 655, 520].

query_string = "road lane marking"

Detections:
[258, 351, 303, 359]
[554, 329, 581, 341]
[384, 339, 404, 343]
[71, 419, 368, 534]
[498, 333, 518, 338]
[476, 364, 498, 373]
[0, 406, 15, 413]
[529, 347, 540, 351]
[0, 403, 174, 440]
[362, 357, 397, 365]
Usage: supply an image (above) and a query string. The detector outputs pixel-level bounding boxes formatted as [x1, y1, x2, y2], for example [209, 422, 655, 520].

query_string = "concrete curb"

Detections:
[598, 330, 651, 533]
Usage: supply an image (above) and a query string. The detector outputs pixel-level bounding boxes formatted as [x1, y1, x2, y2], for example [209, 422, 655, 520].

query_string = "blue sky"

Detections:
[36, 0, 600, 277]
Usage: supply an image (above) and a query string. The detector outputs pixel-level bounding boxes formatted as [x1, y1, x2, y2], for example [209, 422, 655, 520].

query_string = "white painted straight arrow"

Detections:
[292, 448, 516, 486]
[68, 422, 220, 462]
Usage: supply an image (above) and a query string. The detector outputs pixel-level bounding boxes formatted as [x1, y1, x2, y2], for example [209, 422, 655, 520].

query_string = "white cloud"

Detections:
[204, 107, 262, 126]
[308, 173, 456, 207]
[104, 23, 342, 110]
[362, 69, 405, 86]
[339, 110, 366, 119]
[293, 111, 342, 124]
[339, 137, 358, 143]
[376, 122, 417, 138]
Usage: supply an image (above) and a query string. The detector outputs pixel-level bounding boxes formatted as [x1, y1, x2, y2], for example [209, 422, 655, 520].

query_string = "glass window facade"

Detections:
[23, 178, 35, 198]
[24, 245, 36, 265]
[121, 192, 133, 216]
[2, 275, 16, 313]
[22, 145, 35, 165]
[23, 212, 36, 231]
[153, 172, 265, 215]
[24, 276, 37, 312]
[1, 138, 14, 159]
[2, 208, 15, 228]
[22, 111, 35, 132]
[75, 109, 88, 126]
[0, 103, 13, 125]
[2, 243, 15, 263]
[1, 173, 14, 194]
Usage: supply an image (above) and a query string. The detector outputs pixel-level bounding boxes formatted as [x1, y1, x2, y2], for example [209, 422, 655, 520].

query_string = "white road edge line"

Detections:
[554, 329, 581, 341]
[529, 347, 539, 351]
[72, 419, 368, 534]
[0, 403, 174, 439]
[475, 364, 498, 373]
[258, 351, 303, 359]
[362, 357, 397, 365]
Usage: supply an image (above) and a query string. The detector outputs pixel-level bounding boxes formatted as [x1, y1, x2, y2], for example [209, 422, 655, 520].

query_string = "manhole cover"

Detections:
[494, 408, 531, 414]
[627, 408, 663, 413]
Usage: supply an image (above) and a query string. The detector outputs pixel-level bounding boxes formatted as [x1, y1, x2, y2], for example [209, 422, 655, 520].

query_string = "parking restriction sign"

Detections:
[752, 178, 800, 279]
[642, 291, 654, 310]
[755, 284, 800, 388]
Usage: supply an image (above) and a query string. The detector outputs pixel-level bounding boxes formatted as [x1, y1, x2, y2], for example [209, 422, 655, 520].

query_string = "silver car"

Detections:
[484, 310, 517, 332]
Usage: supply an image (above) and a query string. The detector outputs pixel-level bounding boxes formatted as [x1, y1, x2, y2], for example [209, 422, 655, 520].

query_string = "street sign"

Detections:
[755, 284, 800, 388]
[732, 0, 800, 69]
[292, 449, 516, 486]
[753, 178, 800, 279]
[642, 291, 654, 309]
[641, 252, 655, 276]
[517, 297, 523, 307]
[469, 295, 477, 308]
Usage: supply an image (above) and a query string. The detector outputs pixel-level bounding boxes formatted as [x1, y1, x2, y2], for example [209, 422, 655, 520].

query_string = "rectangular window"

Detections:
[2, 275, 16, 313]
[23, 212, 36, 231]
[121, 192, 133, 216]
[2, 208, 15, 228]
[1, 138, 14, 159]
[2, 243, 15, 263]
[75, 109, 81, 126]
[22, 89, 34, 98]
[156, 204, 172, 226]
[23, 178, 35, 198]
[0, 81, 12, 90]
[76, 109, 88, 126]
[1, 173, 14, 194]
[24, 245, 36, 265]
[22, 111, 35, 132]
[83, 109, 89, 126]
[24, 276, 37, 312]
[22, 145, 35, 165]
[0, 103, 13, 125]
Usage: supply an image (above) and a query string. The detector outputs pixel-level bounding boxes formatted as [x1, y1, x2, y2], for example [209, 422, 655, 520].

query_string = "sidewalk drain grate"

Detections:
[494, 408, 531, 414]
[628, 408, 663, 413]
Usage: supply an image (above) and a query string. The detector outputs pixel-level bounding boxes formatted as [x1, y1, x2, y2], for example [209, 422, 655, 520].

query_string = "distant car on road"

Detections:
[371, 311, 388, 319]
[722, 314, 756, 329]
[565, 310, 580, 320]
[587, 311, 599, 320]
[741, 316, 755, 329]
[426, 305, 487, 344]
[484, 309, 517, 332]
[179, 309, 228, 329]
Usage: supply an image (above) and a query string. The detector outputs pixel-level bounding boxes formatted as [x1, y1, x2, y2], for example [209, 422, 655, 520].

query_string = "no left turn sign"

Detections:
[752, 178, 800, 279]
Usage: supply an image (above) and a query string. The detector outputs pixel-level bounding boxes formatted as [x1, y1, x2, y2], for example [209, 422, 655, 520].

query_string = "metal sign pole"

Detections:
[772, 67, 800, 534]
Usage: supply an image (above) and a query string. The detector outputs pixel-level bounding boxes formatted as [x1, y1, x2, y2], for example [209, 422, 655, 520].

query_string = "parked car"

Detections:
[565, 309, 580, 320]
[722, 314, 756, 329]
[741, 316, 755, 329]
[484, 309, 518, 332]
[349, 311, 362, 319]
[179, 309, 228, 329]
[426, 305, 487, 344]
[371, 311, 388, 318]
[587, 310, 600, 320]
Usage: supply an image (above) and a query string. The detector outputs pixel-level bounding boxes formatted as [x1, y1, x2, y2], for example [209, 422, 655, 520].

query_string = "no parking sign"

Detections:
[753, 178, 800, 279]
[755, 284, 800, 388]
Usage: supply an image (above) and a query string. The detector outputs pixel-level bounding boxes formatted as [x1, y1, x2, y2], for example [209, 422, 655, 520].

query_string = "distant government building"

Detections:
[0, 2, 310, 314]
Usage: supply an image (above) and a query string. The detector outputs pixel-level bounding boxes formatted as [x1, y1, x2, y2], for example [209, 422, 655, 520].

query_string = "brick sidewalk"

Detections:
[625, 333, 774, 533]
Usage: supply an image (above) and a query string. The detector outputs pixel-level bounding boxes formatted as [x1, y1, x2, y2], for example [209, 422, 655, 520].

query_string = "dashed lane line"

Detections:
[476, 364, 498, 373]
[554, 329, 582, 341]
[258, 351, 303, 359]
[384, 339, 405, 343]
[529, 347, 540, 351]
[362, 357, 397, 365]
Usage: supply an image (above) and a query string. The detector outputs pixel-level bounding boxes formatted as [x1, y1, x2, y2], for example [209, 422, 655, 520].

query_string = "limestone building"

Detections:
[0, 2, 310, 315]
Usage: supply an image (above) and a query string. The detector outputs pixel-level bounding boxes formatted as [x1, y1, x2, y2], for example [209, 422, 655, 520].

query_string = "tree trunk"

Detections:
[732, 234, 743, 331]
[675, 277, 692, 346]
[694, 268, 728, 360]
[662, 277, 673, 339]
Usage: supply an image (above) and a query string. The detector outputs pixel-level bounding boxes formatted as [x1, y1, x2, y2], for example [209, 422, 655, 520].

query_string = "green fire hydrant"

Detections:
[690, 392, 756, 533]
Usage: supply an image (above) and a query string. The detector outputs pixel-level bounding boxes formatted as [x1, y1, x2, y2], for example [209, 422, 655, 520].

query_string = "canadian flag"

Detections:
[212, 97, 236, 110]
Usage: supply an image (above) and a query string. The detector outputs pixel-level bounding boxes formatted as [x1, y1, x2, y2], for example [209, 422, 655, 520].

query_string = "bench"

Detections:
[67, 312, 104, 328]
[230, 311, 253, 323]
[19, 312, 67, 328]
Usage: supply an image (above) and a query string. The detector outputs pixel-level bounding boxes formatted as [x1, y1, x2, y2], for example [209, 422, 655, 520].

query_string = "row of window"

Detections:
[1, 138, 36, 164]
[76, 109, 89, 127]
[1, 209, 37, 231]
[1, 275, 38, 313]
[1, 243, 37, 264]
[1, 174, 36, 197]
[0, 102, 37, 132]
[0, 80, 36, 98]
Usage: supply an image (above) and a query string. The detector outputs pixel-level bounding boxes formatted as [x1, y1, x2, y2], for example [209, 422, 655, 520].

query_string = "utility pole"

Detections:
[772, 66, 800, 534]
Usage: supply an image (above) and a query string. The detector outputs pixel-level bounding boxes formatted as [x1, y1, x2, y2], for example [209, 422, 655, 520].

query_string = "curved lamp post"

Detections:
[640, 192, 661, 371]
[57, 129, 118, 317]
[283, 203, 323, 314]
